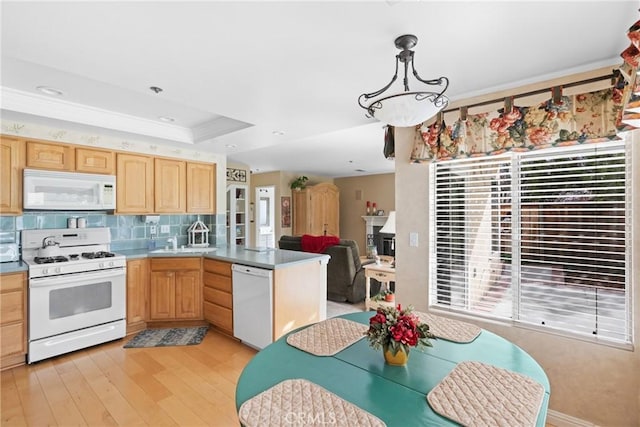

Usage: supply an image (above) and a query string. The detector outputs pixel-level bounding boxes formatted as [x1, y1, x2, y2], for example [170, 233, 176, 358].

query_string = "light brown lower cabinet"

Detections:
[126, 259, 148, 334]
[202, 259, 233, 335]
[1, 271, 27, 370]
[148, 258, 202, 321]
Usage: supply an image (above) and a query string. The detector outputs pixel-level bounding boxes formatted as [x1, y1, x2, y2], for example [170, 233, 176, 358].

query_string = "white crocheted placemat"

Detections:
[416, 312, 482, 343]
[286, 318, 368, 356]
[427, 361, 545, 427]
[239, 378, 386, 427]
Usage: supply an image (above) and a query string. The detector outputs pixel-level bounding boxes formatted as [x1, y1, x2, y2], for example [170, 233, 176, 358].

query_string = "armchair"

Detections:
[278, 236, 380, 303]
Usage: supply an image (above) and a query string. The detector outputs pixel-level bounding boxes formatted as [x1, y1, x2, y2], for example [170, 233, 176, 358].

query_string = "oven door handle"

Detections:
[29, 267, 126, 288]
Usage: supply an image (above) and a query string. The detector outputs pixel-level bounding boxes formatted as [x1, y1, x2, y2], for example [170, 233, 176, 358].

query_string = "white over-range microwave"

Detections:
[23, 169, 116, 211]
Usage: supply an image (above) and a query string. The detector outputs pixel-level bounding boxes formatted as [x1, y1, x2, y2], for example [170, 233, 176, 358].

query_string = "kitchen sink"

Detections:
[150, 247, 217, 254]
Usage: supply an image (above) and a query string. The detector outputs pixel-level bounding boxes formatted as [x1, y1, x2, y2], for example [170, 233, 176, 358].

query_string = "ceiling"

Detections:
[1, 1, 636, 178]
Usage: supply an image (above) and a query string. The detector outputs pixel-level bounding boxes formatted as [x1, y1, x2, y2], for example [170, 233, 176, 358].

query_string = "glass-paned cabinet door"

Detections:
[227, 185, 249, 246]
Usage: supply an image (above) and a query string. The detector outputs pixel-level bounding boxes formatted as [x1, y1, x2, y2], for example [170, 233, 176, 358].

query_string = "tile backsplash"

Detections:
[0, 212, 226, 252]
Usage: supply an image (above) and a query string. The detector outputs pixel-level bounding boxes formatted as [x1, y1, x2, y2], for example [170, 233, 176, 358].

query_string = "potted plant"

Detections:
[383, 289, 395, 302]
[290, 176, 309, 190]
[366, 304, 434, 366]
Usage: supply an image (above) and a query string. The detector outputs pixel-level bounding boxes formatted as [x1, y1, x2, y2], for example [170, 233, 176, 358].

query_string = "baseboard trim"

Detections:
[547, 409, 598, 427]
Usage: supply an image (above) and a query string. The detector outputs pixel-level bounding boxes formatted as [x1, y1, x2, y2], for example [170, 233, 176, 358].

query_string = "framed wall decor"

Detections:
[281, 196, 291, 228]
[227, 168, 247, 182]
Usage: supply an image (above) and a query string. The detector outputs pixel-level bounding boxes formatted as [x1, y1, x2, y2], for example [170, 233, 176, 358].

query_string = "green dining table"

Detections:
[235, 311, 550, 426]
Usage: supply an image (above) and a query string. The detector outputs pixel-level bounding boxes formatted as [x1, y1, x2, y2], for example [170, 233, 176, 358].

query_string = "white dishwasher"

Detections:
[232, 264, 273, 350]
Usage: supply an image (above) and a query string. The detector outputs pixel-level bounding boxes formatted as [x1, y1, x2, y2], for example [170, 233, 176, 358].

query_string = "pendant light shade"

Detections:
[358, 35, 449, 127]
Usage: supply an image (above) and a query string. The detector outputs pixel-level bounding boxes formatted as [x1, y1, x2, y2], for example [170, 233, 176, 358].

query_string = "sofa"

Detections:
[278, 235, 381, 303]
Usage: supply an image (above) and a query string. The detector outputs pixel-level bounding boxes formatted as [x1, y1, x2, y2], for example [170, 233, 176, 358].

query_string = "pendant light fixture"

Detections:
[358, 34, 449, 127]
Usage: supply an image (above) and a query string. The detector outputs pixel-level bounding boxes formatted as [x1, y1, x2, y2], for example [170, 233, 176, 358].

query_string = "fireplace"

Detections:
[363, 216, 394, 256]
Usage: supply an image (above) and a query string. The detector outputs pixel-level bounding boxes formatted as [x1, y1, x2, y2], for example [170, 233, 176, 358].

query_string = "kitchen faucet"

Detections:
[167, 235, 178, 251]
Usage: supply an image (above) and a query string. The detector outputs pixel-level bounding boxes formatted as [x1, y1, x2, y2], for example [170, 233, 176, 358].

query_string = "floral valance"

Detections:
[411, 18, 640, 163]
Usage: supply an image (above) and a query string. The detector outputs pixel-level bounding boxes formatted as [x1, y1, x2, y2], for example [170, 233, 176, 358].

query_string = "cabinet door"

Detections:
[0, 136, 25, 214]
[175, 270, 202, 319]
[75, 147, 114, 174]
[320, 185, 340, 237]
[116, 153, 154, 214]
[309, 189, 326, 235]
[187, 162, 216, 213]
[149, 271, 175, 319]
[26, 140, 74, 170]
[292, 189, 309, 236]
[126, 259, 148, 332]
[155, 158, 186, 213]
[0, 272, 26, 365]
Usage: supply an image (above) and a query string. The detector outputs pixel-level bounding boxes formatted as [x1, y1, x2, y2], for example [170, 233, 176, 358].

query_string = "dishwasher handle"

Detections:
[232, 264, 272, 278]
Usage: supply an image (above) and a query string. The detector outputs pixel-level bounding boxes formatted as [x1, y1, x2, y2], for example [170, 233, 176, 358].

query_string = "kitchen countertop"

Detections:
[1, 246, 330, 274]
[118, 246, 330, 270]
[0, 261, 28, 274]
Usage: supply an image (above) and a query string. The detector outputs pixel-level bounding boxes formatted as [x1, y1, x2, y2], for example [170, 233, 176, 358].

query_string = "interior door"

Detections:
[255, 186, 275, 248]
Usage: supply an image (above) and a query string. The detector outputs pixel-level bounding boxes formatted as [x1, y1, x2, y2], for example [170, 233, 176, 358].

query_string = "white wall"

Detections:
[393, 126, 640, 426]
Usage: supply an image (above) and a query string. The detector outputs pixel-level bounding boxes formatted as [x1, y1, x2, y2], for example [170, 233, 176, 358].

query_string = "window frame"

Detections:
[428, 139, 633, 349]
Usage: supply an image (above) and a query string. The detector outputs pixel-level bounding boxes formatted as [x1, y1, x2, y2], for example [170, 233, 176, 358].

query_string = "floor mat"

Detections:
[123, 326, 208, 348]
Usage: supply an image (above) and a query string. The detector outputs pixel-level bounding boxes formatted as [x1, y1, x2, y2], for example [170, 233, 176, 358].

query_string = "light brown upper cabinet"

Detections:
[187, 162, 216, 213]
[0, 136, 25, 215]
[75, 147, 114, 175]
[116, 153, 154, 214]
[154, 158, 186, 213]
[26, 140, 75, 171]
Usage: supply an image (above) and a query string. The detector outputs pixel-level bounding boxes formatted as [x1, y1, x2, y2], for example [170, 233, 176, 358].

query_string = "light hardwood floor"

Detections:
[1, 328, 256, 426]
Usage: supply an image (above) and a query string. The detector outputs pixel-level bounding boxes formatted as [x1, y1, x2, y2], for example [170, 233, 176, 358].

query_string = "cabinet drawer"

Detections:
[369, 270, 395, 282]
[203, 286, 232, 309]
[203, 271, 232, 293]
[150, 257, 201, 271]
[203, 259, 232, 277]
[204, 302, 232, 332]
[0, 291, 24, 324]
[0, 323, 25, 357]
[0, 273, 25, 292]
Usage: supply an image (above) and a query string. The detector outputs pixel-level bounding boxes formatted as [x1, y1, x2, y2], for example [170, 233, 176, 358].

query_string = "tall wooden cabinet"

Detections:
[0, 136, 25, 215]
[293, 182, 340, 236]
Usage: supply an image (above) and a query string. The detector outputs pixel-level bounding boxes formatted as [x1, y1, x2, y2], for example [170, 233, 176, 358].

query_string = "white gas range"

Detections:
[22, 227, 127, 363]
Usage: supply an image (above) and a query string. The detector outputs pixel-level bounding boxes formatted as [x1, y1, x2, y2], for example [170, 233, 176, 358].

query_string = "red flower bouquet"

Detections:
[365, 304, 434, 358]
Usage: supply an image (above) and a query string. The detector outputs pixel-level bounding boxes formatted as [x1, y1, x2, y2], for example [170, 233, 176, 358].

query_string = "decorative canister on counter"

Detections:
[67, 217, 77, 228]
[77, 217, 87, 228]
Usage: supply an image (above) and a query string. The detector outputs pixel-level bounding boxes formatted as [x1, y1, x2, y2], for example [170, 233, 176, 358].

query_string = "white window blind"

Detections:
[429, 141, 630, 344]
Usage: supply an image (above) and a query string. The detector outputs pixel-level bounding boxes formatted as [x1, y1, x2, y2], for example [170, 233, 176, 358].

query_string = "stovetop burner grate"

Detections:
[34, 256, 69, 264]
[81, 251, 116, 259]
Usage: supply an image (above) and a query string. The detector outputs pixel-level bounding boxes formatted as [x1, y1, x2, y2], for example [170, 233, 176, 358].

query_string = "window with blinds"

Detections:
[429, 141, 630, 345]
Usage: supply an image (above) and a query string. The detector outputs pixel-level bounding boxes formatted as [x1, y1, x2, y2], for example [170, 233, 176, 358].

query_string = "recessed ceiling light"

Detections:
[225, 144, 238, 148]
[355, 169, 367, 173]
[272, 130, 285, 136]
[36, 86, 64, 96]
[158, 116, 175, 123]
